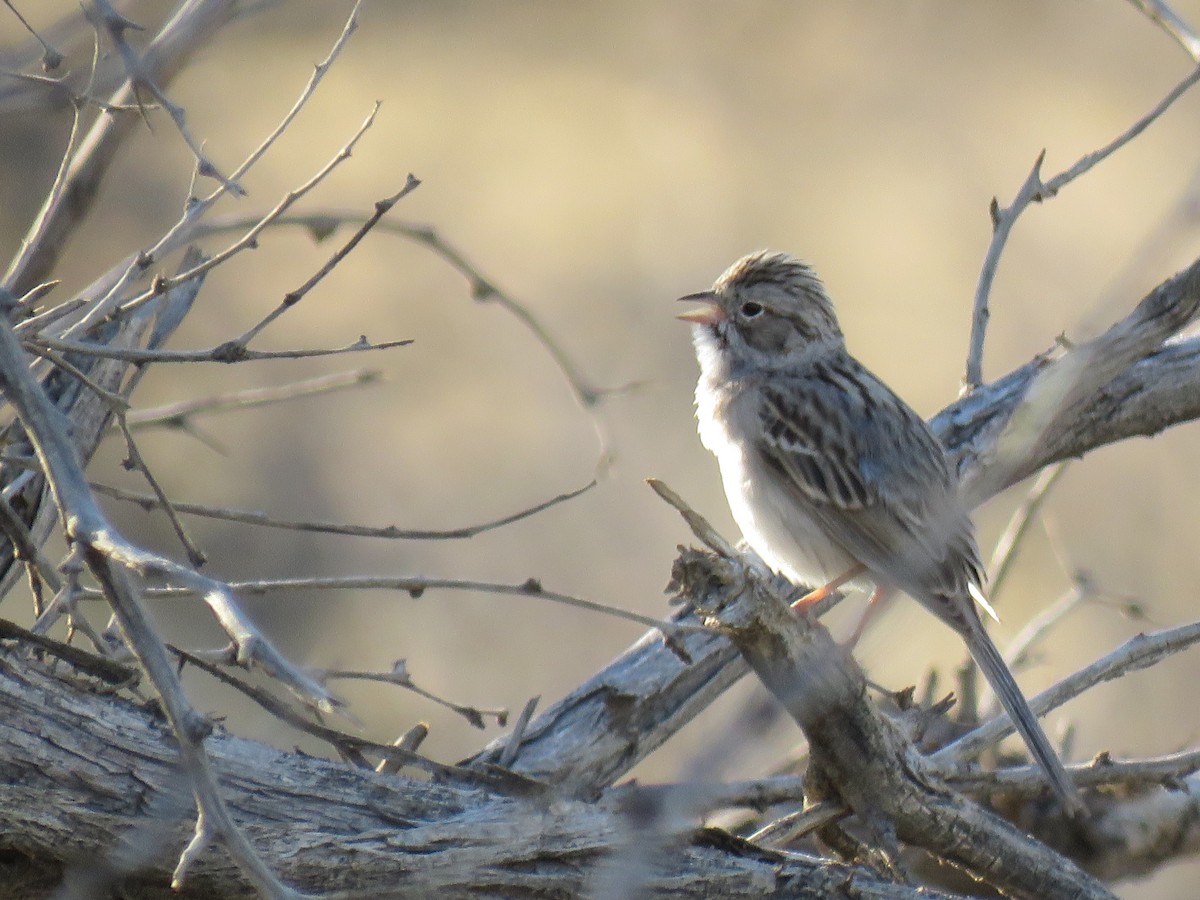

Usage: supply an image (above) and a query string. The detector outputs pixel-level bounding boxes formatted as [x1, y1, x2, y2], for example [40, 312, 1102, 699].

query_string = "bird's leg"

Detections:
[845, 584, 896, 648]
[790, 562, 867, 612]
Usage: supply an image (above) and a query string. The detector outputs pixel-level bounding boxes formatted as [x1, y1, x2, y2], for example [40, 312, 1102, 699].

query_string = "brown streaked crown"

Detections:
[712, 250, 844, 352]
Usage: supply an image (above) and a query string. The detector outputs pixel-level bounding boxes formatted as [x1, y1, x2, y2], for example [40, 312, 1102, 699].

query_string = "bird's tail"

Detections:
[964, 619, 1083, 816]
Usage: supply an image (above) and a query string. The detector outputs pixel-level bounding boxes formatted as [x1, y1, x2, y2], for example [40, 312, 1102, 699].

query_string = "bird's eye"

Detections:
[740, 301, 764, 318]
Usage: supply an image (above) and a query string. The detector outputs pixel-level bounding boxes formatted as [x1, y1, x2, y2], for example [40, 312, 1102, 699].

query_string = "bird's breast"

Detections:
[695, 384, 860, 590]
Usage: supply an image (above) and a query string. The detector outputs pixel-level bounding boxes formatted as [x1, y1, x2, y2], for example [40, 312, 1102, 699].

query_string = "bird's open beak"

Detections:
[676, 292, 724, 325]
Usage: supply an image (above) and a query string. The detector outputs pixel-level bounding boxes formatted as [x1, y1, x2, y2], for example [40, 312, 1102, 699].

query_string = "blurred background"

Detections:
[4, 2, 1200, 894]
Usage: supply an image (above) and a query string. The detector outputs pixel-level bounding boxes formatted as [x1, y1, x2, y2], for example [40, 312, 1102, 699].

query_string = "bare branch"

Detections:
[115, 414, 206, 566]
[324, 662, 508, 730]
[0, 616, 135, 685]
[117, 102, 388, 322]
[3, 0, 247, 296]
[235, 177, 420, 347]
[953, 747, 1200, 794]
[965, 151, 1046, 389]
[170, 646, 528, 786]
[125, 368, 383, 429]
[81, 574, 707, 640]
[1127, 0, 1200, 60]
[90, 476, 597, 539]
[963, 63, 1200, 388]
[25, 333, 413, 364]
[937, 621, 1200, 766]
[986, 461, 1069, 593]
[90, 0, 242, 195]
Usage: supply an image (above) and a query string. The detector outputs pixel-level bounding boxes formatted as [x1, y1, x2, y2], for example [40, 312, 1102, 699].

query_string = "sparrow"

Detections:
[680, 249, 1080, 813]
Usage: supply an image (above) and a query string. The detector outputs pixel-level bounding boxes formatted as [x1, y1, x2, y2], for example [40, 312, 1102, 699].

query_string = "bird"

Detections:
[678, 249, 1081, 814]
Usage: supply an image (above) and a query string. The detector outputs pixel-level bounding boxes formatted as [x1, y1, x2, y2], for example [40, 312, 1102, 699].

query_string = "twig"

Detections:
[12, 296, 86, 333]
[950, 747, 1200, 794]
[0, 616, 135, 685]
[986, 462, 1069, 595]
[25, 334, 413, 364]
[645, 478, 740, 559]
[1127, 0, 1200, 60]
[170, 647, 529, 790]
[3, 0, 247, 297]
[1040, 65, 1200, 197]
[194, 0, 363, 205]
[747, 801, 844, 846]
[28, 547, 110, 653]
[27, 342, 130, 411]
[115, 415, 206, 566]
[235, 177, 420, 347]
[375, 722, 430, 774]
[323, 662, 508, 730]
[0, 25, 96, 294]
[964, 151, 1047, 389]
[0, 68, 144, 112]
[498, 696, 541, 768]
[91, 477, 596, 539]
[13, 279, 62, 313]
[647, 478, 843, 618]
[118, 103, 388, 319]
[125, 369, 383, 428]
[191, 211, 632, 413]
[0, 491, 62, 594]
[36, 0, 363, 340]
[79, 574, 708, 639]
[963, 63, 1200, 388]
[91, 0, 241, 195]
[936, 620, 1200, 763]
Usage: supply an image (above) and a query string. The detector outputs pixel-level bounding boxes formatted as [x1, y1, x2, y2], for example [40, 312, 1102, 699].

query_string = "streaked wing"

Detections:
[756, 356, 985, 601]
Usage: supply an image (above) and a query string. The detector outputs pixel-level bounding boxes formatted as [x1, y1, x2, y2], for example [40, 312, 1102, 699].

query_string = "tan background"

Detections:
[4, 3, 1200, 895]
